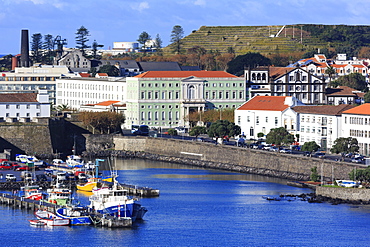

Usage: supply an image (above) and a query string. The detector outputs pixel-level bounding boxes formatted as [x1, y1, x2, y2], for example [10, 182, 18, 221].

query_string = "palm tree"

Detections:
[325, 65, 336, 87]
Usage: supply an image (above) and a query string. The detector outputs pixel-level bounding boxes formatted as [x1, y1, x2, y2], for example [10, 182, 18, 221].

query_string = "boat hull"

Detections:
[35, 210, 70, 226]
[55, 208, 92, 226]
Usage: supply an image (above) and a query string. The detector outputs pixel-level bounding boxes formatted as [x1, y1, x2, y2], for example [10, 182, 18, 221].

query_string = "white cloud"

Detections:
[2, 0, 66, 9]
[131, 1, 150, 12]
[194, 0, 206, 6]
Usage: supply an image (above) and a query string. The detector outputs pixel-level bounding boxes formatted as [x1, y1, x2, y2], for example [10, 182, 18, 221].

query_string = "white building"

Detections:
[0, 90, 50, 122]
[235, 96, 304, 139]
[0, 65, 76, 104]
[292, 104, 355, 151]
[56, 76, 127, 110]
[341, 104, 370, 156]
[245, 66, 327, 104]
[79, 100, 126, 115]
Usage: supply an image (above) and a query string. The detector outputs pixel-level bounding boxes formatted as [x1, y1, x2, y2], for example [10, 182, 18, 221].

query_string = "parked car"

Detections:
[313, 152, 326, 158]
[15, 166, 30, 171]
[279, 149, 292, 154]
[269, 146, 279, 152]
[5, 174, 16, 182]
[351, 157, 363, 163]
[303, 151, 311, 157]
[36, 174, 47, 182]
[263, 145, 271, 150]
[0, 163, 12, 170]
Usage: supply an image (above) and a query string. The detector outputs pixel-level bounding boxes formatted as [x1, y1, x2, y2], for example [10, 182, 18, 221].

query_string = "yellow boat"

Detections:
[76, 178, 101, 192]
[76, 176, 113, 192]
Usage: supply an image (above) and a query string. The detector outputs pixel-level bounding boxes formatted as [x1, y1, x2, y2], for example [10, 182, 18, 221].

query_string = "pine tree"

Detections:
[31, 33, 43, 63]
[170, 25, 184, 54]
[75, 26, 90, 55]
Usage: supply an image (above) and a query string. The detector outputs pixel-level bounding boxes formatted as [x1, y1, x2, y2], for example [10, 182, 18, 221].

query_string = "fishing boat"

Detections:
[44, 184, 72, 206]
[34, 209, 70, 226]
[77, 177, 102, 192]
[19, 184, 44, 201]
[29, 219, 46, 226]
[87, 177, 147, 221]
[55, 206, 92, 225]
[66, 155, 84, 168]
[76, 159, 113, 192]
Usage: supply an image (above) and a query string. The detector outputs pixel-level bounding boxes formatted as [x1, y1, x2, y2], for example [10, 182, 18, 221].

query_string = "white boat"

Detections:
[19, 184, 44, 201]
[87, 176, 147, 221]
[44, 184, 72, 206]
[34, 209, 70, 226]
[29, 219, 46, 226]
[55, 206, 92, 225]
[66, 155, 84, 168]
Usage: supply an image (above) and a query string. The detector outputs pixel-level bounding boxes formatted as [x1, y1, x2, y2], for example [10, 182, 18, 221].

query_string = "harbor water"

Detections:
[1, 158, 370, 246]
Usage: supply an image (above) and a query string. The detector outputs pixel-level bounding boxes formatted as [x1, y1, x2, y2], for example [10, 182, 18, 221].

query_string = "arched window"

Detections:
[188, 85, 195, 99]
[257, 73, 261, 80]
[252, 73, 256, 80]
[262, 73, 266, 80]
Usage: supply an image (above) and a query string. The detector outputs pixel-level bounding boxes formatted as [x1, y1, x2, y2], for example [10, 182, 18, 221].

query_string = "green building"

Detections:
[125, 71, 246, 129]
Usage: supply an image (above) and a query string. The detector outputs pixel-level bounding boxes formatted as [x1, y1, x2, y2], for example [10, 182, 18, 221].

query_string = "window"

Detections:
[256, 116, 259, 125]
[266, 116, 268, 123]
[26, 104, 30, 109]
[6, 105, 9, 109]
[238, 116, 241, 125]
[275, 117, 278, 125]
[247, 116, 250, 122]
[16, 105, 20, 109]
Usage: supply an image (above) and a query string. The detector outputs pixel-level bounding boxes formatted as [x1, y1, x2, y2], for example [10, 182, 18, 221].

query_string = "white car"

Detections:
[6, 174, 16, 182]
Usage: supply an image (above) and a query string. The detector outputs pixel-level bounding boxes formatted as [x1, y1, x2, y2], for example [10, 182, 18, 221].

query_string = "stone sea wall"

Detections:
[316, 186, 370, 201]
[112, 136, 364, 181]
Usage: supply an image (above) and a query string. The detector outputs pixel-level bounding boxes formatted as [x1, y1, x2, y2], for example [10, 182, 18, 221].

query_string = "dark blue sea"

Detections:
[1, 158, 370, 247]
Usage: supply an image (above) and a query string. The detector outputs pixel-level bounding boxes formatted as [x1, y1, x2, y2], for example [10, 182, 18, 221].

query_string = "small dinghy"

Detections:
[29, 219, 46, 226]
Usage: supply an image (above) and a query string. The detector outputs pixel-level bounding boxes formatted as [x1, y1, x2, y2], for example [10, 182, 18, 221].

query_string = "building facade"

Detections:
[0, 90, 50, 122]
[292, 105, 355, 151]
[125, 71, 245, 129]
[341, 104, 370, 156]
[234, 96, 305, 140]
[56, 77, 127, 110]
[245, 67, 327, 104]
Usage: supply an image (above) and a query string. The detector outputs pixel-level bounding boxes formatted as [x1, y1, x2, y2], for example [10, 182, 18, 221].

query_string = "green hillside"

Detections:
[163, 24, 370, 57]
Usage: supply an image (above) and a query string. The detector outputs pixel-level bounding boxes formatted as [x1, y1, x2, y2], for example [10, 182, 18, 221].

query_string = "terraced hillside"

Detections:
[163, 24, 368, 56]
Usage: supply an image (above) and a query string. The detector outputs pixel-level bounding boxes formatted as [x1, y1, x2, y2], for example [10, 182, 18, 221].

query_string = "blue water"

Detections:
[1, 158, 370, 246]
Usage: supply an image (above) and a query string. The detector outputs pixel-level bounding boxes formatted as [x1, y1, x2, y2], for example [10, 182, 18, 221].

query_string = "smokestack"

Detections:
[20, 29, 30, 67]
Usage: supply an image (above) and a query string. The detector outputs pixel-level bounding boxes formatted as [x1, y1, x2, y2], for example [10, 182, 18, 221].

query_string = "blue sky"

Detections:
[1, 0, 370, 54]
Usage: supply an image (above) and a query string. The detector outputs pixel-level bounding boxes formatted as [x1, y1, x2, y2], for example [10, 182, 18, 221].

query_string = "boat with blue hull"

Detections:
[55, 206, 92, 225]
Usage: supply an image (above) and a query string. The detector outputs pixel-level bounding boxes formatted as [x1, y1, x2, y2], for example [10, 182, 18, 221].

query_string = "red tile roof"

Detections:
[79, 73, 91, 77]
[97, 73, 108, 76]
[269, 67, 295, 79]
[237, 96, 291, 111]
[0, 93, 37, 102]
[293, 104, 356, 116]
[134, 71, 238, 78]
[326, 86, 360, 96]
[342, 103, 370, 115]
[94, 101, 121, 106]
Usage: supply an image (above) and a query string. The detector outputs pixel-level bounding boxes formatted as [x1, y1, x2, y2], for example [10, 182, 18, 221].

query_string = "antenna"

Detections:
[53, 36, 68, 59]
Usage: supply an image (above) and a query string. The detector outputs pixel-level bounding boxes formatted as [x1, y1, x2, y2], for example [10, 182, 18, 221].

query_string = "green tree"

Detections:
[331, 73, 367, 91]
[75, 26, 90, 55]
[78, 111, 125, 134]
[301, 141, 320, 153]
[170, 25, 184, 54]
[0, 54, 13, 71]
[325, 65, 336, 87]
[189, 126, 207, 139]
[98, 64, 120, 76]
[330, 137, 359, 155]
[42, 34, 54, 64]
[310, 166, 319, 182]
[137, 31, 151, 50]
[92, 40, 104, 59]
[364, 91, 370, 103]
[257, 132, 265, 138]
[31, 33, 43, 63]
[227, 52, 271, 76]
[167, 128, 178, 136]
[207, 120, 241, 141]
[265, 127, 294, 146]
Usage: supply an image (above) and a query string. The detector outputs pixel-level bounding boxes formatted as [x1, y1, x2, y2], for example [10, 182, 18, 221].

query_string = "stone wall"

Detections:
[316, 186, 370, 201]
[114, 136, 365, 180]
